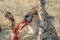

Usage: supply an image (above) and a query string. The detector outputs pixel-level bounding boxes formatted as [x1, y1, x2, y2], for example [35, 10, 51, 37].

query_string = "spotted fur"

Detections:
[38, 6, 59, 40]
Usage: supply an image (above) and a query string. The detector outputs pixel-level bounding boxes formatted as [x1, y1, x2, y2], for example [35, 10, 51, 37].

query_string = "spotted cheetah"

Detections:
[4, 11, 15, 31]
[38, 9, 59, 40]
[22, 6, 40, 40]
[22, 5, 59, 40]
[38, 0, 59, 40]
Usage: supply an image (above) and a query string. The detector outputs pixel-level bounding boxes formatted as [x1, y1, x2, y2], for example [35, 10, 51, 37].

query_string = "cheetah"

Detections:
[38, 9, 59, 40]
[4, 11, 15, 31]
[22, 6, 40, 40]
[38, 0, 59, 40]
[22, 4, 59, 40]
